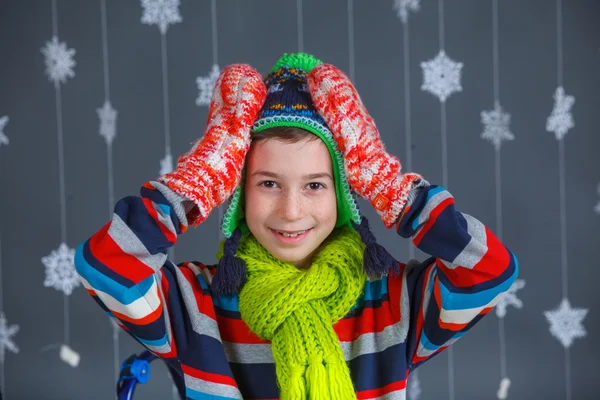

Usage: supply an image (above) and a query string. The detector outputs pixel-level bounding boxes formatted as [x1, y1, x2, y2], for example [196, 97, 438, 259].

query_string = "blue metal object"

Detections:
[117, 351, 158, 400]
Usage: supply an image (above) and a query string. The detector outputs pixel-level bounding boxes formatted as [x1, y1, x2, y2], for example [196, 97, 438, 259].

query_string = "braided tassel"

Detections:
[352, 215, 399, 278]
[212, 228, 246, 296]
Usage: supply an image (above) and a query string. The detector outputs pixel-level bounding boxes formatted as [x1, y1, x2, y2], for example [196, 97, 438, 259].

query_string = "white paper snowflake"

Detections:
[0, 115, 8, 147]
[421, 50, 463, 102]
[196, 64, 220, 106]
[544, 298, 588, 348]
[160, 152, 173, 176]
[546, 86, 575, 141]
[496, 279, 525, 318]
[141, 0, 182, 35]
[97, 100, 117, 145]
[42, 242, 80, 296]
[407, 369, 422, 400]
[394, 0, 421, 24]
[481, 101, 514, 151]
[41, 36, 76, 86]
[0, 312, 19, 364]
[594, 183, 600, 215]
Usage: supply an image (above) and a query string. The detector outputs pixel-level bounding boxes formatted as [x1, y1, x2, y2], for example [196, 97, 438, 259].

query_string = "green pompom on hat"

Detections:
[221, 52, 361, 238]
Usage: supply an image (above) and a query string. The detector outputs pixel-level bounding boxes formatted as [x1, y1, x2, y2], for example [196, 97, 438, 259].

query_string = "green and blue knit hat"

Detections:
[221, 52, 361, 238]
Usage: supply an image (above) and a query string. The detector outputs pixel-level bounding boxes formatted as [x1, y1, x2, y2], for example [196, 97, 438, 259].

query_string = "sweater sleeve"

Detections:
[395, 184, 519, 369]
[74, 181, 217, 362]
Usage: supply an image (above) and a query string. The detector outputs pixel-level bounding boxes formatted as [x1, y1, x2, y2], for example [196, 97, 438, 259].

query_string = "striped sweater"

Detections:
[75, 182, 518, 399]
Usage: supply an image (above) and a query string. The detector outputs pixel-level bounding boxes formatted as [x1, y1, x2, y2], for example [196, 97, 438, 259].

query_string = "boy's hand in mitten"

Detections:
[159, 64, 267, 225]
[308, 64, 422, 228]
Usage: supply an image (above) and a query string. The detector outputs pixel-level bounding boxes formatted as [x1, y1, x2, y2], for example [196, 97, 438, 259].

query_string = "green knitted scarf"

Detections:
[236, 226, 366, 399]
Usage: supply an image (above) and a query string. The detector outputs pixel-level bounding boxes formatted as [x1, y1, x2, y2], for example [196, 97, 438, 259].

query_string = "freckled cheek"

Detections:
[244, 190, 278, 221]
[308, 194, 337, 223]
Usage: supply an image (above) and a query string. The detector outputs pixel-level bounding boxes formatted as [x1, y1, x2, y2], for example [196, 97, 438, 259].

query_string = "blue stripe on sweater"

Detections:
[77, 240, 136, 288]
[438, 263, 518, 310]
[75, 242, 155, 305]
[411, 186, 446, 231]
[212, 295, 240, 312]
[419, 328, 467, 352]
[437, 251, 518, 294]
[185, 388, 237, 400]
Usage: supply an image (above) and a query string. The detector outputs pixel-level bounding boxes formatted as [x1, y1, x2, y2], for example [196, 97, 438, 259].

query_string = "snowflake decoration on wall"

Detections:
[0, 116, 8, 147]
[421, 50, 463, 102]
[481, 101, 514, 151]
[594, 183, 600, 215]
[41, 36, 76, 86]
[160, 153, 173, 176]
[496, 279, 525, 318]
[0, 312, 19, 364]
[97, 100, 117, 145]
[141, 0, 182, 35]
[196, 64, 220, 106]
[544, 298, 588, 348]
[394, 0, 421, 24]
[546, 86, 575, 141]
[407, 369, 422, 400]
[42, 242, 80, 296]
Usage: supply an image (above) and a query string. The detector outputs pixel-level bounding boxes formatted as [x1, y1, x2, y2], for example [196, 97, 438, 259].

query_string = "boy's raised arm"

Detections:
[74, 64, 267, 360]
[309, 62, 518, 369]
[395, 184, 518, 368]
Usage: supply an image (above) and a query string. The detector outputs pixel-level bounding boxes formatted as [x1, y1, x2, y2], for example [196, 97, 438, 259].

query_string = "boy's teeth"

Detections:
[278, 230, 306, 237]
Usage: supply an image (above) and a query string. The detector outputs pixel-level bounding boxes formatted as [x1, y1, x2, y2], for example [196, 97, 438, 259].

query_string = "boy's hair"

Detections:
[251, 126, 320, 144]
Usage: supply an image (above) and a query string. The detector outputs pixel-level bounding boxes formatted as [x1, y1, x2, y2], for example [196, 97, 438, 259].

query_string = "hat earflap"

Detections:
[212, 228, 246, 296]
[352, 215, 400, 278]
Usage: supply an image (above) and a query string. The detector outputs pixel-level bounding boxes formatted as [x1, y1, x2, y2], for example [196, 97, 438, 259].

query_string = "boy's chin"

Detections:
[268, 248, 312, 268]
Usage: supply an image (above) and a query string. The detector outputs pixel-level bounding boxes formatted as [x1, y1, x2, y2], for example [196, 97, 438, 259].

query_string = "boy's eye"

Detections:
[307, 182, 325, 190]
[259, 181, 278, 188]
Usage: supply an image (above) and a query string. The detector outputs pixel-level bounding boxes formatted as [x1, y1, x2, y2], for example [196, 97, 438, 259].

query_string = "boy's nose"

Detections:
[278, 192, 304, 221]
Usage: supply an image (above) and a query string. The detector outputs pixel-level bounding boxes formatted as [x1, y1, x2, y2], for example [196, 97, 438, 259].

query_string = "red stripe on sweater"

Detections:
[410, 264, 434, 365]
[413, 197, 453, 246]
[89, 223, 156, 284]
[436, 229, 510, 288]
[179, 266, 217, 321]
[216, 315, 269, 345]
[387, 267, 404, 323]
[111, 299, 163, 325]
[142, 197, 177, 244]
[182, 364, 239, 387]
[356, 378, 407, 399]
[334, 298, 398, 341]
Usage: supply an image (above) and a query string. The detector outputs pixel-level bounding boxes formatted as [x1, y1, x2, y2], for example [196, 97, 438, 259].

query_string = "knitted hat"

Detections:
[221, 53, 361, 238]
[213, 53, 398, 295]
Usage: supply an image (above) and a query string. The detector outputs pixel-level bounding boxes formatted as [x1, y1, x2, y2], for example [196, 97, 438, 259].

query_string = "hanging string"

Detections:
[51, 0, 72, 347]
[297, 0, 304, 52]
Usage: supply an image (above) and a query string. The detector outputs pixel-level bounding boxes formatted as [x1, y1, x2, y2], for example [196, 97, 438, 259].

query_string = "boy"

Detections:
[75, 53, 518, 399]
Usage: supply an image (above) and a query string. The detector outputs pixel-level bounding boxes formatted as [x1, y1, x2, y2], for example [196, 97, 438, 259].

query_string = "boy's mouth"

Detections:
[270, 228, 312, 243]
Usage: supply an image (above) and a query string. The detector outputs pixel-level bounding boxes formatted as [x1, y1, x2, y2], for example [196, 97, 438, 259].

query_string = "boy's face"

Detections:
[244, 137, 337, 269]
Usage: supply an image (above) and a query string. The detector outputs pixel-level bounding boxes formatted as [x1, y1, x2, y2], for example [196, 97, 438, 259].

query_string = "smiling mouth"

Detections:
[269, 227, 314, 242]
[274, 229, 309, 237]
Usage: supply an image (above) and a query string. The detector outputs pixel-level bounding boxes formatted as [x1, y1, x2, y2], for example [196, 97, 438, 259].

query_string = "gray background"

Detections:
[1, 0, 599, 399]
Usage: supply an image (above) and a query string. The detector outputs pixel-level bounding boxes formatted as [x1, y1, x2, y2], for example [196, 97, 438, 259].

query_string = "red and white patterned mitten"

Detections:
[308, 64, 422, 228]
[159, 64, 267, 225]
